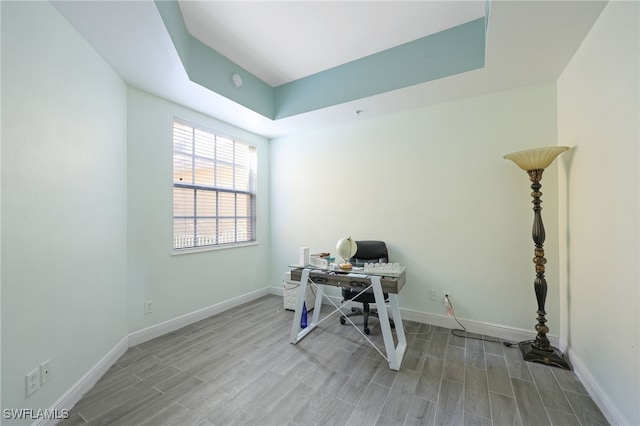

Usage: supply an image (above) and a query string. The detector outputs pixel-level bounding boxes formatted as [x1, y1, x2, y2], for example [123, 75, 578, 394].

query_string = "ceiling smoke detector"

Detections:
[231, 73, 243, 88]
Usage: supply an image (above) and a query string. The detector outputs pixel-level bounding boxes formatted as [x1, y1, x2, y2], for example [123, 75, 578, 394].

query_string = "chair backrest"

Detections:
[349, 241, 388, 266]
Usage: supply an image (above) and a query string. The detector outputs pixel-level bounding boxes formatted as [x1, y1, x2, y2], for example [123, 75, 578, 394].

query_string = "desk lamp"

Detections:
[336, 237, 357, 270]
[503, 146, 571, 370]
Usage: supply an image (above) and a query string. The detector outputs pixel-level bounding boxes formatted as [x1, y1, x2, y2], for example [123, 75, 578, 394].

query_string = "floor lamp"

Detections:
[503, 146, 572, 370]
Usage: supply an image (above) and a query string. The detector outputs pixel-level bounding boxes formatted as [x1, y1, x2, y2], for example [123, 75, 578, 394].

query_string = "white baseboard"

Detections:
[267, 286, 557, 347]
[269, 285, 284, 297]
[567, 350, 626, 425]
[35, 336, 128, 426]
[41, 289, 270, 425]
[128, 287, 270, 347]
[271, 286, 626, 424]
[45, 287, 616, 426]
[398, 307, 560, 348]
[403, 305, 626, 424]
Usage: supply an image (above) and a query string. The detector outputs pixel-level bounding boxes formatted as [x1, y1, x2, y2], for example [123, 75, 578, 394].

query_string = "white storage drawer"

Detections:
[283, 271, 315, 311]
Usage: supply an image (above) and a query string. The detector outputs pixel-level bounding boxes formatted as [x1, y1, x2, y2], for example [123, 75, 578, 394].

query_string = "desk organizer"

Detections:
[309, 254, 329, 268]
[283, 272, 315, 311]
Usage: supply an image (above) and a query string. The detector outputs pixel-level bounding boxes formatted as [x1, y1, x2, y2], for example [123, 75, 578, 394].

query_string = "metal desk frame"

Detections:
[288, 266, 407, 371]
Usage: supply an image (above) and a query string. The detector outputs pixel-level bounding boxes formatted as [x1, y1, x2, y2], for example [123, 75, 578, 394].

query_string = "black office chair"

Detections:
[339, 240, 395, 335]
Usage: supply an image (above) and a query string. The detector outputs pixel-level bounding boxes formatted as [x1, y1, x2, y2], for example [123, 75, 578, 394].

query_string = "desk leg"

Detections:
[289, 268, 319, 344]
[388, 293, 407, 368]
[371, 276, 406, 371]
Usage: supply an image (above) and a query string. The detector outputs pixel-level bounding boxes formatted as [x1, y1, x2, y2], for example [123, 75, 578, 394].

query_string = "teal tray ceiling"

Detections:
[156, 0, 486, 121]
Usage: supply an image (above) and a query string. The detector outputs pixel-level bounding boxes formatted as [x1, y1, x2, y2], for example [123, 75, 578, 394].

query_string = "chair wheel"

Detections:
[340, 316, 346, 325]
[364, 328, 370, 335]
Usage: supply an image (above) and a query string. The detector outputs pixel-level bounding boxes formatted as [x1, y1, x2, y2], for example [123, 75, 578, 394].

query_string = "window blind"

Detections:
[173, 119, 256, 250]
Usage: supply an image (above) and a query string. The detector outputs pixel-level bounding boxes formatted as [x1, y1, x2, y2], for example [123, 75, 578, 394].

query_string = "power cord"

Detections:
[444, 295, 517, 348]
[288, 280, 514, 346]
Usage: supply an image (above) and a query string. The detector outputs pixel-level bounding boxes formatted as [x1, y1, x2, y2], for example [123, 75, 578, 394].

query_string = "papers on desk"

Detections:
[346, 273, 368, 278]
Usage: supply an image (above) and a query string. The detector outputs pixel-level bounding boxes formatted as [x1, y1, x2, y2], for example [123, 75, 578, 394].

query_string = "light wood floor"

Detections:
[59, 295, 608, 426]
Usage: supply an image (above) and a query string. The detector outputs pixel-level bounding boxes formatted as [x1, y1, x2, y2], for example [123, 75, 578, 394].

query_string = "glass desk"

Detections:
[288, 264, 407, 371]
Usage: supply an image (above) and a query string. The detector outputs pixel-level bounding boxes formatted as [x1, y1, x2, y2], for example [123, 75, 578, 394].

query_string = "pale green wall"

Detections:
[0, 1, 272, 418]
[1, 1, 128, 422]
[2, 0, 636, 424]
[557, 1, 639, 424]
[126, 88, 270, 333]
[269, 82, 562, 333]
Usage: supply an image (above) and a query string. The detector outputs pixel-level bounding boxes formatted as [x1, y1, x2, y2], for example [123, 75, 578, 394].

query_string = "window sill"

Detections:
[172, 241, 259, 255]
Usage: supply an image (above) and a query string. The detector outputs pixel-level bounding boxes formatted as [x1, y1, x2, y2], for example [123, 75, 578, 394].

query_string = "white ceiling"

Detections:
[178, 1, 487, 87]
[53, 1, 607, 139]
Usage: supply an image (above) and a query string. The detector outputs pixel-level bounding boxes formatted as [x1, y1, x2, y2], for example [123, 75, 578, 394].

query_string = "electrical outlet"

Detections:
[430, 289, 439, 301]
[40, 359, 51, 385]
[26, 368, 40, 397]
[444, 292, 453, 316]
[144, 300, 153, 314]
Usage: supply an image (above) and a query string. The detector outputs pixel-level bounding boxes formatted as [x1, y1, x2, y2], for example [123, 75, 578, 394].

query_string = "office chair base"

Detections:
[339, 308, 395, 335]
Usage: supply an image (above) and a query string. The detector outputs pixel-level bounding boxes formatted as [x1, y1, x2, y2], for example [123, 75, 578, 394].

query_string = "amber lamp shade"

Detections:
[503, 146, 569, 171]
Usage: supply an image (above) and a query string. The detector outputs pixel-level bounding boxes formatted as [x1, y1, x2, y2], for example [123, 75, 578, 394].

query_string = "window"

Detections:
[173, 119, 257, 251]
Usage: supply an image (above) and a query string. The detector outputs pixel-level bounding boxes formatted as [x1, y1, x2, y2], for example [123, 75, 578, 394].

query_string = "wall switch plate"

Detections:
[430, 289, 439, 301]
[40, 359, 51, 384]
[144, 300, 153, 314]
[26, 368, 40, 397]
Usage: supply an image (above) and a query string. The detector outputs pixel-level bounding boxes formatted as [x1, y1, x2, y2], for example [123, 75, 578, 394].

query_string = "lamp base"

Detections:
[519, 341, 572, 370]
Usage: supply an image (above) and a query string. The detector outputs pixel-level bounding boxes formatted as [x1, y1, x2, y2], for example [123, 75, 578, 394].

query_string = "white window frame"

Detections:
[172, 118, 257, 252]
